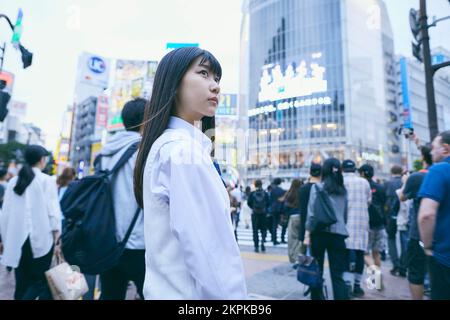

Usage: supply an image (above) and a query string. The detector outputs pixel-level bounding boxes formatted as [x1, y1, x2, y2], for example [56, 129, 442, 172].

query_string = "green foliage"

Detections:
[0, 141, 26, 168]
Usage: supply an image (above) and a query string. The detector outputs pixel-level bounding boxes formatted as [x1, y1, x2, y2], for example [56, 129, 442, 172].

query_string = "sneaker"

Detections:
[281, 240, 287, 244]
[390, 267, 400, 277]
[353, 286, 365, 298]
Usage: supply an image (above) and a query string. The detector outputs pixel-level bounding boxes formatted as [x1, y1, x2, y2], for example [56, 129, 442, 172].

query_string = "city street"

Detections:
[0, 225, 412, 300]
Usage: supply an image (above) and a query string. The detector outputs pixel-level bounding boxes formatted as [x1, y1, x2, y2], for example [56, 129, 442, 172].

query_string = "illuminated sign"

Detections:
[258, 52, 327, 102]
[88, 56, 106, 74]
[248, 96, 332, 117]
[166, 43, 199, 49]
[216, 94, 237, 116]
[362, 152, 382, 162]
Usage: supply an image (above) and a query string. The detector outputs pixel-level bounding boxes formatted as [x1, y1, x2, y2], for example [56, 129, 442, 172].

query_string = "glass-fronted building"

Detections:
[241, 0, 401, 182]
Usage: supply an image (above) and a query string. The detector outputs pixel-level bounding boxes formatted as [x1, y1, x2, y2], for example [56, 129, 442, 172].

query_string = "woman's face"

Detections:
[175, 56, 221, 124]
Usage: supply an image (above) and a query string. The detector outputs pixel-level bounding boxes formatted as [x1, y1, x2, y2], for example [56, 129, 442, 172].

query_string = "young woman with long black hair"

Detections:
[0, 145, 61, 300]
[304, 158, 349, 300]
[133, 47, 247, 299]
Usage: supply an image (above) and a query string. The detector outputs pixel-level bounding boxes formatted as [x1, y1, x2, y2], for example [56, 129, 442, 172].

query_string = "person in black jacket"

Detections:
[384, 165, 404, 277]
[247, 180, 270, 252]
[268, 178, 286, 245]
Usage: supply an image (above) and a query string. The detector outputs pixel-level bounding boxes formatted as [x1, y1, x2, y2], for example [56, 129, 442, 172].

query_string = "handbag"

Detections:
[309, 185, 338, 233]
[294, 250, 323, 289]
[45, 259, 89, 300]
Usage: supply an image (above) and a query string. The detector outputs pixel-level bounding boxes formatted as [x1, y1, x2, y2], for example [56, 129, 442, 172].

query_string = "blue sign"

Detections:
[88, 56, 106, 74]
[166, 43, 199, 49]
[432, 54, 448, 65]
[400, 57, 413, 130]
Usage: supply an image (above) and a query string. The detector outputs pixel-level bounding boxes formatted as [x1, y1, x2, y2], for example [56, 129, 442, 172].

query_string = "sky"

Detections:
[1, 0, 450, 151]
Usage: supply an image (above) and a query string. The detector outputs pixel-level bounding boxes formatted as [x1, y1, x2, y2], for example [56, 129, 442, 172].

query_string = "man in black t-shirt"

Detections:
[359, 164, 386, 271]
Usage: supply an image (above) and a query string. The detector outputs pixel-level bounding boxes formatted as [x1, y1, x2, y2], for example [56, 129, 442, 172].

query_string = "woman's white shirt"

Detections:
[0, 168, 62, 268]
[143, 116, 247, 300]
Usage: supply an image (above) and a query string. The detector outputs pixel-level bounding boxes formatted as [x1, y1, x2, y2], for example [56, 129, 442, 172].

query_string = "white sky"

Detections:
[1, 0, 449, 151]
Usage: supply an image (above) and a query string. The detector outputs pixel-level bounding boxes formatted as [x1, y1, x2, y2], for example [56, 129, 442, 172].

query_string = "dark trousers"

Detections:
[387, 217, 400, 269]
[14, 238, 54, 300]
[429, 257, 450, 300]
[100, 249, 145, 300]
[346, 249, 365, 274]
[251, 213, 267, 249]
[310, 233, 350, 300]
[266, 214, 274, 241]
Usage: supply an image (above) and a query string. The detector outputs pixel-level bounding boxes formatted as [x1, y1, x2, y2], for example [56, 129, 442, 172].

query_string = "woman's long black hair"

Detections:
[133, 47, 222, 208]
[14, 146, 47, 196]
[322, 158, 346, 196]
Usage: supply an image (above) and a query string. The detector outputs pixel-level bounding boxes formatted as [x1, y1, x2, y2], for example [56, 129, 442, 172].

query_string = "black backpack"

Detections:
[252, 190, 267, 214]
[60, 142, 141, 275]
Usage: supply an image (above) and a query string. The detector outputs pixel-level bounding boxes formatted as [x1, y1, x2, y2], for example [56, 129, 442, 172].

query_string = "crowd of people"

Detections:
[0, 46, 448, 301]
[236, 130, 450, 300]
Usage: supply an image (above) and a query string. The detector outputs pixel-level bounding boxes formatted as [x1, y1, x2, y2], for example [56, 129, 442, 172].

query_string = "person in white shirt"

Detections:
[0, 145, 62, 300]
[133, 47, 247, 300]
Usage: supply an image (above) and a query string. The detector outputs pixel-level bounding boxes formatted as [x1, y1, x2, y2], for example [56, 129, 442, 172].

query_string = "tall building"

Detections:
[69, 52, 111, 174]
[70, 96, 98, 177]
[241, 0, 400, 182]
[396, 51, 450, 167]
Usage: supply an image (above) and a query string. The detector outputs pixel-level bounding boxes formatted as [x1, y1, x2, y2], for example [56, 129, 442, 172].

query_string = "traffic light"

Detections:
[410, 8, 423, 62]
[0, 90, 11, 122]
[19, 44, 32, 69]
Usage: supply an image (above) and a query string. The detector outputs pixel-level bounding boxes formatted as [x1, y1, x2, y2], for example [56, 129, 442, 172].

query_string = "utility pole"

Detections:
[410, 1, 450, 141]
[419, 0, 439, 140]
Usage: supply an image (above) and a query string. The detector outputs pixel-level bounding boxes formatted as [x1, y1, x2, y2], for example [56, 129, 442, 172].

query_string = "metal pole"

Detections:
[420, 0, 439, 140]
[0, 42, 6, 73]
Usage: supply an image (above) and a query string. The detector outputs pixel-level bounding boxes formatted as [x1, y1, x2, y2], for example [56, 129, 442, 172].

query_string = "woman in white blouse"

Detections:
[0, 145, 61, 300]
[133, 47, 247, 300]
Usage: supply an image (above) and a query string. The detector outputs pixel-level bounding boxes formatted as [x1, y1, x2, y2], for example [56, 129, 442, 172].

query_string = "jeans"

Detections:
[310, 233, 350, 300]
[100, 249, 145, 300]
[399, 230, 409, 273]
[14, 238, 54, 300]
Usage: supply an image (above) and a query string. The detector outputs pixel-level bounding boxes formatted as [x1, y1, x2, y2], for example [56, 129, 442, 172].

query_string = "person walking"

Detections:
[248, 180, 270, 253]
[283, 179, 303, 263]
[96, 98, 147, 300]
[304, 158, 350, 300]
[0, 145, 61, 300]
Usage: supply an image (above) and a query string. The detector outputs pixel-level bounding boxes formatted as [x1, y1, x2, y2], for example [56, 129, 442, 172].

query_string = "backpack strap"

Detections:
[120, 207, 142, 246]
[108, 141, 140, 176]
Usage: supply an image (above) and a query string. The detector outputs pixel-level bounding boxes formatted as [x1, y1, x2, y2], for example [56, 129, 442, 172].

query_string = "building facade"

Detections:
[242, 0, 401, 182]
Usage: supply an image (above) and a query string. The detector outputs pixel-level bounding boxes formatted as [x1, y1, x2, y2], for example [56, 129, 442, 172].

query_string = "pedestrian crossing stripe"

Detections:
[235, 225, 288, 249]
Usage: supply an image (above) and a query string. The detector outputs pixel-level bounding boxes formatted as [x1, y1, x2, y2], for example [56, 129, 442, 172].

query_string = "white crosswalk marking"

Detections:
[235, 223, 288, 249]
